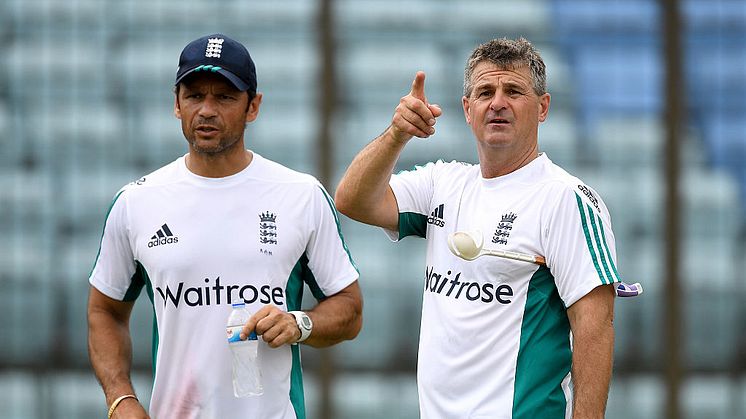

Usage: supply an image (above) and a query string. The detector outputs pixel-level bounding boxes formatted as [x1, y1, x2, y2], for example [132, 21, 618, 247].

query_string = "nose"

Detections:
[197, 95, 219, 118]
[489, 91, 507, 112]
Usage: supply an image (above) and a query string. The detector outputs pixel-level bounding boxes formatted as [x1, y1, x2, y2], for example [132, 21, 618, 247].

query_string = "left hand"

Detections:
[240, 305, 301, 348]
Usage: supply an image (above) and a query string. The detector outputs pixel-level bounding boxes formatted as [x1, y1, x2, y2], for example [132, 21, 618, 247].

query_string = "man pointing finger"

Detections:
[336, 37, 621, 419]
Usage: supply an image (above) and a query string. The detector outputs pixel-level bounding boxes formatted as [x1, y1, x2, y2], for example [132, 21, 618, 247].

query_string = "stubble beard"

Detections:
[185, 129, 244, 157]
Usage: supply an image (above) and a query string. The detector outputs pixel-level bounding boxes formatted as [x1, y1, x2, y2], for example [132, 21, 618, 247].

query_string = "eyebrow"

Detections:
[501, 81, 528, 90]
[474, 79, 528, 92]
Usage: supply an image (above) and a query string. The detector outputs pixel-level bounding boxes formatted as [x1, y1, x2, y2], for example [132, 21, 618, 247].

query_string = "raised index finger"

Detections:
[410, 71, 427, 103]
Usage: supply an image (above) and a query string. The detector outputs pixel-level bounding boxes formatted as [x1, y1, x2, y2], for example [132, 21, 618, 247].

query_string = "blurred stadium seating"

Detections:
[1, 0, 744, 418]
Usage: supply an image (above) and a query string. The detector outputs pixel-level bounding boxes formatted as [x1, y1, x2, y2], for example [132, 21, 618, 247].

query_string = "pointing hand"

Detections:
[389, 71, 443, 143]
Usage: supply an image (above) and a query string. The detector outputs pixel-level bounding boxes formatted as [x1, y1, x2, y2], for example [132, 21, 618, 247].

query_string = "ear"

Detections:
[462, 95, 472, 125]
[174, 93, 182, 119]
[245, 92, 263, 123]
[537, 93, 550, 123]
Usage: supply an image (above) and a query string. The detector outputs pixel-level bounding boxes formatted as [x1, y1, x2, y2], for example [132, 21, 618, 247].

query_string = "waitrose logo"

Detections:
[155, 277, 285, 308]
[424, 266, 514, 304]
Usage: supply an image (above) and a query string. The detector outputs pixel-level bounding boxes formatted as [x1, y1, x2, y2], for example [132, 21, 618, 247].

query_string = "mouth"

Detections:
[487, 117, 510, 125]
[195, 125, 220, 135]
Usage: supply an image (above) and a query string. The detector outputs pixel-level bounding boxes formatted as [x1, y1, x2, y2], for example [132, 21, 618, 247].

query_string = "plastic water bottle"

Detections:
[226, 302, 263, 397]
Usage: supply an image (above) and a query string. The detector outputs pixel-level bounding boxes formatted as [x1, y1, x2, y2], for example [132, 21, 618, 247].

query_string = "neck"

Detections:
[186, 145, 253, 178]
[478, 143, 539, 179]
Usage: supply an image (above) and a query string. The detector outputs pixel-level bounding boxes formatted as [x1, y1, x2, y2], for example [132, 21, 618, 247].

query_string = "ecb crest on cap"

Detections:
[205, 38, 224, 58]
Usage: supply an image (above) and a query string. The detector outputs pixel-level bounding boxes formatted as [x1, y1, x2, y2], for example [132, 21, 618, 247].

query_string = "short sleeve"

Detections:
[385, 162, 437, 241]
[304, 184, 359, 298]
[88, 189, 139, 301]
[544, 185, 621, 307]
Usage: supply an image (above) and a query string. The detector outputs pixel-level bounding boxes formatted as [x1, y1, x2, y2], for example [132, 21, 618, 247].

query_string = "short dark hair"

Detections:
[463, 37, 547, 97]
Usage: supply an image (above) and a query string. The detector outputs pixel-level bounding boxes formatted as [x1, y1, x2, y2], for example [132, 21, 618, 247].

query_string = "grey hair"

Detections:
[463, 37, 547, 97]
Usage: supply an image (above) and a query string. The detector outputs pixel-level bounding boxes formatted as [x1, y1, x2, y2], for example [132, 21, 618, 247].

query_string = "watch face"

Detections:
[301, 316, 312, 328]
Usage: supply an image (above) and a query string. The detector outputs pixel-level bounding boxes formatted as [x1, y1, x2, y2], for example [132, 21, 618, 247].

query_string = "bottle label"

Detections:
[227, 325, 258, 343]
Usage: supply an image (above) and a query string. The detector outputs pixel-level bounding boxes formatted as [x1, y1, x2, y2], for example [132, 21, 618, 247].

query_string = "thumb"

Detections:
[410, 71, 427, 102]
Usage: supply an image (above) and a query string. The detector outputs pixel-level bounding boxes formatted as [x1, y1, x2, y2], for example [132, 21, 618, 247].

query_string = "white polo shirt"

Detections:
[90, 152, 358, 419]
[387, 153, 620, 419]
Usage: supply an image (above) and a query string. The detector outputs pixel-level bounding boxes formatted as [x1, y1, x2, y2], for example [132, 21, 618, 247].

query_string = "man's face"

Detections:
[462, 61, 549, 153]
[174, 73, 261, 155]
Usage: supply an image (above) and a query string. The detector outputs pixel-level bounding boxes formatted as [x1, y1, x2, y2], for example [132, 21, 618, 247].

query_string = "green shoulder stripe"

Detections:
[595, 212, 620, 283]
[574, 193, 609, 284]
[586, 202, 619, 283]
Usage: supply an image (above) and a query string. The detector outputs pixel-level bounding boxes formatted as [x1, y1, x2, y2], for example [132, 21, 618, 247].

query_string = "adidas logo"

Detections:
[427, 203, 445, 227]
[148, 223, 179, 248]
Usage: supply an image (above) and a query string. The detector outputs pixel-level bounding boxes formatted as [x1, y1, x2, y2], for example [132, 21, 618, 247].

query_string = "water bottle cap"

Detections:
[231, 302, 245, 308]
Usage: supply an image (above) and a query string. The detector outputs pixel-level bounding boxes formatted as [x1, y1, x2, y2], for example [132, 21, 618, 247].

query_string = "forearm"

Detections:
[568, 286, 616, 419]
[303, 282, 363, 348]
[571, 321, 614, 418]
[335, 126, 407, 228]
[89, 310, 149, 419]
[88, 308, 137, 404]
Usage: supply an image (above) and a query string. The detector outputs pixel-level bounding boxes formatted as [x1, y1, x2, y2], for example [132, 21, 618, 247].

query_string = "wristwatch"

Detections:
[289, 311, 313, 343]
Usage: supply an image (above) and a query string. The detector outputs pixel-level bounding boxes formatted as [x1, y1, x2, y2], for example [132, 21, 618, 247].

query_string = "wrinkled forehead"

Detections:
[471, 61, 533, 87]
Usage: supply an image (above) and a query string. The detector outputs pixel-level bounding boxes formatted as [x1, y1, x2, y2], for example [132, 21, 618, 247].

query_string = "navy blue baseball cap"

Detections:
[175, 34, 257, 93]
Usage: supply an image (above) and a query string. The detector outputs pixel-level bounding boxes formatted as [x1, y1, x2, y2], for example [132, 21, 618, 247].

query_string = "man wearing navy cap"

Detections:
[88, 34, 362, 419]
